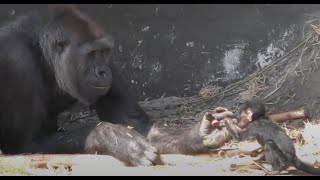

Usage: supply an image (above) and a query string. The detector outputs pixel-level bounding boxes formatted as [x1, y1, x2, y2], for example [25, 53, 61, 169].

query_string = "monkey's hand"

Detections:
[224, 118, 243, 142]
[199, 107, 237, 148]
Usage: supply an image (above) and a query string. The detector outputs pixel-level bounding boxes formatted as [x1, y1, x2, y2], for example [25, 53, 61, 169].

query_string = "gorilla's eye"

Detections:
[88, 49, 98, 55]
[88, 49, 110, 56]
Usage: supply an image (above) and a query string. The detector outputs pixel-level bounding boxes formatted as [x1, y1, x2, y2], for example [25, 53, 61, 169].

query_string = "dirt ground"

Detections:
[1, 122, 320, 176]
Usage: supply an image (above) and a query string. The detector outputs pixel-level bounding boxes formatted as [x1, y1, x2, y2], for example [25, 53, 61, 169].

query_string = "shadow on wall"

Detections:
[1, 4, 320, 100]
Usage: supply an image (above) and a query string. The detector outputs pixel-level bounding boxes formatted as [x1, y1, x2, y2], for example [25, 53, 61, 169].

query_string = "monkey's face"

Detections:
[238, 109, 253, 128]
[42, 12, 115, 104]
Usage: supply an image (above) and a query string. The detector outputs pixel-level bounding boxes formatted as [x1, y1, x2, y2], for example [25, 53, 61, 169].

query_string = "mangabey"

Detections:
[225, 100, 320, 175]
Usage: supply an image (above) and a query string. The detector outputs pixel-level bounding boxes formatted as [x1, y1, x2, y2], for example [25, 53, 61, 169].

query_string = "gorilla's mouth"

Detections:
[89, 84, 110, 90]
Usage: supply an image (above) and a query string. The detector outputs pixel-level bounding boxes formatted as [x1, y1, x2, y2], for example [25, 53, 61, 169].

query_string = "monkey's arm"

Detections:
[224, 119, 258, 141]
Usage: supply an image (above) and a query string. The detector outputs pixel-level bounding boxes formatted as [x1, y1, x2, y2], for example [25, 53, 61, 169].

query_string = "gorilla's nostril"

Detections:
[98, 70, 106, 77]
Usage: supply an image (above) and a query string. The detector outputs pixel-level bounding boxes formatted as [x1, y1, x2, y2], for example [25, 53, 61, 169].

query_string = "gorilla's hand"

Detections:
[86, 122, 161, 166]
[199, 107, 238, 148]
[224, 117, 242, 142]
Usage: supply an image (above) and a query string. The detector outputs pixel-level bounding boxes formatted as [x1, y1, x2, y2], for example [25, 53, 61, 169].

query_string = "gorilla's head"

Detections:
[40, 5, 114, 104]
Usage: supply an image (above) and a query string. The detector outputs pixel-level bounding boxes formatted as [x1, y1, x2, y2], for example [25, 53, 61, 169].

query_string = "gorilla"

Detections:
[0, 5, 236, 166]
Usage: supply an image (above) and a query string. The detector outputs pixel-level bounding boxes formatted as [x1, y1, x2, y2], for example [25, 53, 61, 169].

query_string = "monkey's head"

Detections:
[238, 100, 267, 128]
[40, 5, 114, 104]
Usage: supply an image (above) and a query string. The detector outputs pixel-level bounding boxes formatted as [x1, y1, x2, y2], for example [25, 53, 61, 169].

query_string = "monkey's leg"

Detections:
[264, 140, 289, 175]
[253, 151, 265, 161]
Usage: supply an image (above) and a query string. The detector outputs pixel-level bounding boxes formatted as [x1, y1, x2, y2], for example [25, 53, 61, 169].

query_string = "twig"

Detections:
[265, 93, 285, 104]
[313, 49, 320, 69]
[197, 33, 315, 104]
[263, 85, 282, 100]
[282, 93, 296, 106]
[302, 19, 318, 39]
[263, 33, 313, 100]
[251, 160, 269, 173]
[263, 69, 289, 100]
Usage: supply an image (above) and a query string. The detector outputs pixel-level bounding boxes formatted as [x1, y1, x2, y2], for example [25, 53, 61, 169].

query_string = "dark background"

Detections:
[1, 4, 320, 101]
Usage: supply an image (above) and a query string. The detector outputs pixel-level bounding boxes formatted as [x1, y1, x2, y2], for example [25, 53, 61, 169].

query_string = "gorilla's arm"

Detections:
[147, 116, 236, 154]
[92, 64, 235, 154]
[23, 122, 160, 166]
[27, 64, 235, 166]
[146, 123, 209, 154]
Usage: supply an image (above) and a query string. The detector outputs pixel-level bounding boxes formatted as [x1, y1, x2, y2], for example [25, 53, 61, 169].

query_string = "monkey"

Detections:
[225, 100, 320, 175]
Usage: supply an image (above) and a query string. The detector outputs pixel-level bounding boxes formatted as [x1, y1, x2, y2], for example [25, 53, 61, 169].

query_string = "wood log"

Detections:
[269, 107, 309, 122]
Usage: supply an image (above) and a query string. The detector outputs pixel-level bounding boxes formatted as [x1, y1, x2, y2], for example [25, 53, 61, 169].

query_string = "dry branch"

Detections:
[269, 107, 310, 122]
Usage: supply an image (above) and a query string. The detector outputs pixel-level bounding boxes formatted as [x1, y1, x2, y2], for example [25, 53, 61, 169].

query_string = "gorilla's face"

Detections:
[64, 37, 114, 105]
[41, 11, 114, 104]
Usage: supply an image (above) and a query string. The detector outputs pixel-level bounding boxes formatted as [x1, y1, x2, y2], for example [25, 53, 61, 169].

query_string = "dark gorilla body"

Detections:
[0, 5, 227, 166]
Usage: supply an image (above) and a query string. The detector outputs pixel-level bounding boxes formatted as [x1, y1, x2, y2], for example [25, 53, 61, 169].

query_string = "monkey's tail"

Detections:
[293, 156, 320, 175]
